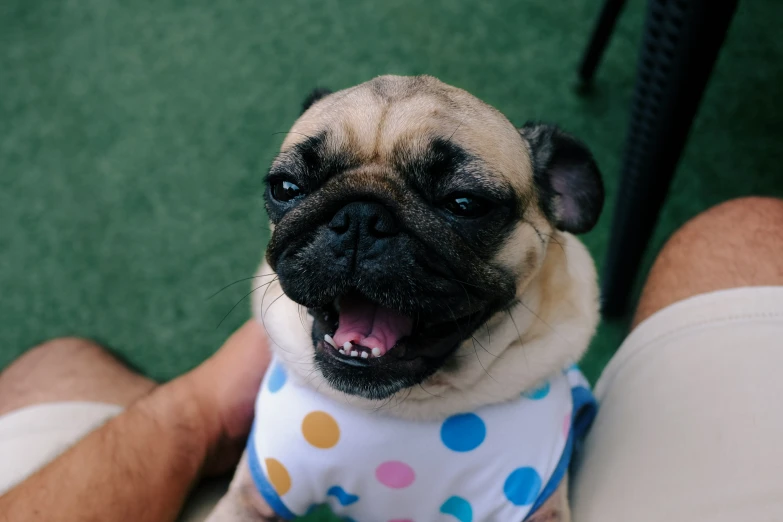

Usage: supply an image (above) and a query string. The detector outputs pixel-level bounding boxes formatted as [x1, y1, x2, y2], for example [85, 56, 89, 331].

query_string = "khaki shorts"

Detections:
[2, 287, 782, 521]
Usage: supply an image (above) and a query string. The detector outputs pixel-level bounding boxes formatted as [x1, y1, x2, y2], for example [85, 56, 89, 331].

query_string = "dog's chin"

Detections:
[308, 294, 490, 400]
[312, 343, 441, 401]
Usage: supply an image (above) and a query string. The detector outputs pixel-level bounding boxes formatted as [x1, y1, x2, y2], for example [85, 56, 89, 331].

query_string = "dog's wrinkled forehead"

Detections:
[275, 75, 534, 196]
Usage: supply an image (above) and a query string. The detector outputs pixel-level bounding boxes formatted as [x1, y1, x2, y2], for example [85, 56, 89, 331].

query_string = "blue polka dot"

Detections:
[441, 413, 486, 452]
[503, 467, 542, 506]
[267, 362, 287, 393]
[440, 495, 473, 522]
[523, 381, 550, 400]
[326, 485, 359, 506]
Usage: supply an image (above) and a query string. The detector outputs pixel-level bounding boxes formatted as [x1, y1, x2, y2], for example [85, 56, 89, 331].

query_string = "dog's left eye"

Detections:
[443, 193, 491, 218]
[270, 180, 304, 202]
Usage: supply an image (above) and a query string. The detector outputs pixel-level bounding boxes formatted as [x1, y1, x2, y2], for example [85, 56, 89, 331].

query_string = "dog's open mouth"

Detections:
[312, 291, 483, 365]
[323, 293, 413, 359]
[309, 290, 496, 398]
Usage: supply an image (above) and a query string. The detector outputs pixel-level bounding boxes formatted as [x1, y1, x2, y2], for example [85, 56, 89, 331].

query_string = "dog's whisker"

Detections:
[262, 291, 287, 326]
[297, 305, 310, 333]
[472, 337, 499, 383]
[512, 298, 575, 348]
[485, 323, 492, 354]
[471, 335, 498, 358]
[455, 280, 474, 320]
[270, 130, 316, 140]
[541, 234, 568, 254]
[445, 276, 485, 290]
[390, 387, 415, 411]
[445, 304, 465, 339]
[417, 382, 443, 399]
[448, 114, 466, 142]
[522, 219, 571, 254]
[259, 278, 288, 351]
[216, 278, 277, 330]
[373, 394, 394, 413]
[507, 309, 530, 373]
[207, 274, 277, 300]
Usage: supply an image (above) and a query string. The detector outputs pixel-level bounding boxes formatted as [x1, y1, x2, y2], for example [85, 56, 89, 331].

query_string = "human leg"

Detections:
[633, 196, 783, 326]
[571, 197, 783, 522]
[0, 338, 157, 495]
[0, 337, 156, 416]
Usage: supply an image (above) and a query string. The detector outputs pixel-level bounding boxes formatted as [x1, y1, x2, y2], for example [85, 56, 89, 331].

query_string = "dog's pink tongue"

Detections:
[333, 294, 413, 355]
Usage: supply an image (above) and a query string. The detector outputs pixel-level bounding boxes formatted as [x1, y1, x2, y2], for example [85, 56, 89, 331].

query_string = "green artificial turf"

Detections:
[2, 0, 782, 519]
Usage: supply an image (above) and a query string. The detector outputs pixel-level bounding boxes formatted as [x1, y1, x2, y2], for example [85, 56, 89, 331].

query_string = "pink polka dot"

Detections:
[375, 461, 416, 489]
[562, 413, 571, 438]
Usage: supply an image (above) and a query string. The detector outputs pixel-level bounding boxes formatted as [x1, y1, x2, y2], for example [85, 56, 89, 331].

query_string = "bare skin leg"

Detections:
[0, 337, 156, 417]
[633, 196, 783, 328]
[0, 320, 270, 522]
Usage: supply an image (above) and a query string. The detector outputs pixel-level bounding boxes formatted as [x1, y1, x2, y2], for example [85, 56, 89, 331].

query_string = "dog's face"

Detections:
[263, 76, 602, 400]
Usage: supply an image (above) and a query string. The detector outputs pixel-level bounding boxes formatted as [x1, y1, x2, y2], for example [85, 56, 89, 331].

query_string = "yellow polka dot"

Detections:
[264, 458, 291, 496]
[301, 411, 340, 449]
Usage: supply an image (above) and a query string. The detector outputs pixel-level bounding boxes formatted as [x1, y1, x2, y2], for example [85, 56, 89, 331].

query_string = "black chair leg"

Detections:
[578, 0, 628, 84]
[601, 0, 739, 317]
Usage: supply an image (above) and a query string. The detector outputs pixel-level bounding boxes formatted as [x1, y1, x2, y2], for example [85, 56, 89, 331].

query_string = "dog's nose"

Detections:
[328, 202, 399, 254]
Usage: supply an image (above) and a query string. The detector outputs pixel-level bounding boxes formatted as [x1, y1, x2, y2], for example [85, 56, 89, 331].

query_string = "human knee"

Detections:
[29, 337, 110, 364]
[0, 338, 155, 416]
[633, 197, 783, 326]
[1, 337, 108, 382]
[671, 196, 783, 254]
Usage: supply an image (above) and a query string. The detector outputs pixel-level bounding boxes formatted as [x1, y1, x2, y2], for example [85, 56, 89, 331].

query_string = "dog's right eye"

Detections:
[443, 193, 492, 219]
[270, 180, 304, 202]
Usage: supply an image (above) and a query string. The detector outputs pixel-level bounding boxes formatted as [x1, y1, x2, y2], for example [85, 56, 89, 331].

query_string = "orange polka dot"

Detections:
[301, 411, 340, 449]
[264, 458, 291, 496]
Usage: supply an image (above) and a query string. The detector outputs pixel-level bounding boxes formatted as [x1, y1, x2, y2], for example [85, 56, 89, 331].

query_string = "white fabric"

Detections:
[571, 286, 783, 522]
[249, 362, 591, 521]
[0, 401, 122, 495]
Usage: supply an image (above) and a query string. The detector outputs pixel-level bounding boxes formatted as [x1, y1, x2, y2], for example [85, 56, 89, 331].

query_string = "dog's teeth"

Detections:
[324, 334, 337, 348]
[338, 349, 345, 355]
[360, 351, 369, 359]
[371, 347, 381, 357]
[343, 341, 353, 350]
[350, 350, 359, 357]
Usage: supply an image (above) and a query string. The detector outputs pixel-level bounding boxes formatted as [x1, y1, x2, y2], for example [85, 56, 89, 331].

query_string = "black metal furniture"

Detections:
[580, 0, 740, 316]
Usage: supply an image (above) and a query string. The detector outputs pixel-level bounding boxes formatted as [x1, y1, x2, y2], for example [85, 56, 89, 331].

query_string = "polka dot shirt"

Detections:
[247, 360, 597, 521]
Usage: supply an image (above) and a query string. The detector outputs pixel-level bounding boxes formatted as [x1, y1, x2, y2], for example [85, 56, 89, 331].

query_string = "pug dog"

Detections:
[207, 75, 603, 522]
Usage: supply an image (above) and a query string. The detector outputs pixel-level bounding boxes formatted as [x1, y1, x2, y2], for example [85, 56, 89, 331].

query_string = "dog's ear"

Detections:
[520, 122, 604, 234]
[301, 87, 332, 114]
